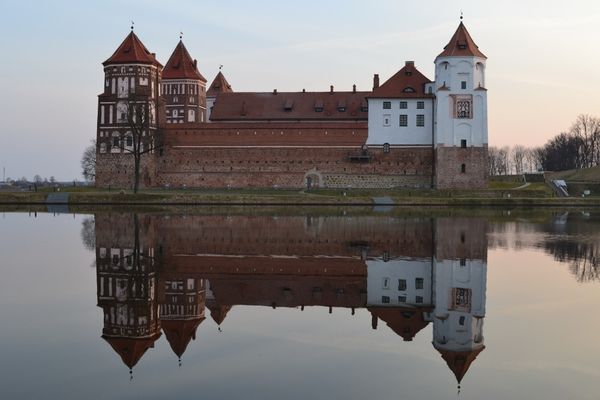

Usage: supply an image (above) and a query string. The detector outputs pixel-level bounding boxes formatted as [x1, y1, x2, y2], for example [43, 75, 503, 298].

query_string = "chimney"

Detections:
[373, 74, 380, 90]
[352, 84, 356, 94]
[330, 85, 334, 94]
[273, 89, 278, 95]
[302, 88, 306, 93]
[405, 61, 415, 67]
[193, 59, 197, 69]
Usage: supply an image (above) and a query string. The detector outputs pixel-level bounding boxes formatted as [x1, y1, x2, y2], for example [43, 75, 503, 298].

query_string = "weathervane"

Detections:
[460, 10, 463, 21]
[219, 64, 223, 70]
[131, 20, 134, 31]
[180, 31, 183, 40]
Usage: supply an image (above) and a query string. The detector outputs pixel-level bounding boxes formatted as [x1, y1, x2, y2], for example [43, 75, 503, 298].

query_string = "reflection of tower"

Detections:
[159, 275, 206, 359]
[205, 279, 232, 328]
[432, 218, 487, 384]
[96, 214, 161, 373]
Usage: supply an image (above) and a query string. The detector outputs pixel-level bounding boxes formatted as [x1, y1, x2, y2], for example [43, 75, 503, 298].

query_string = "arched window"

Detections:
[402, 87, 415, 93]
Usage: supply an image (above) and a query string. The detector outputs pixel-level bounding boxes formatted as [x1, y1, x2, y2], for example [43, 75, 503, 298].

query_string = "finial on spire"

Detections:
[131, 20, 135, 31]
[219, 64, 223, 71]
[129, 368, 133, 381]
[178, 357, 182, 368]
[180, 31, 183, 40]
[460, 10, 463, 21]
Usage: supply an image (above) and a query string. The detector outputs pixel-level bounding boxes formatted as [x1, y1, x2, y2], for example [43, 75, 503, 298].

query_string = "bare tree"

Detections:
[81, 140, 96, 182]
[112, 94, 160, 193]
[33, 175, 43, 184]
[570, 114, 600, 168]
[80, 216, 96, 251]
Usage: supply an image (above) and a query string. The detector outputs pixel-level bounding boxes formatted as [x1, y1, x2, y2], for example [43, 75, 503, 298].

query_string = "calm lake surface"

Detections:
[0, 208, 599, 399]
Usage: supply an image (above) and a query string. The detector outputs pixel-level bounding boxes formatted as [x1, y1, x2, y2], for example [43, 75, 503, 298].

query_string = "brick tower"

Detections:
[162, 39, 207, 123]
[96, 29, 162, 188]
[434, 21, 488, 189]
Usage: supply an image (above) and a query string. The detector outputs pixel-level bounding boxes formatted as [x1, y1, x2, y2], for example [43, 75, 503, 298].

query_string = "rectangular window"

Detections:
[461, 139, 467, 148]
[399, 101, 407, 109]
[382, 296, 390, 304]
[113, 137, 119, 147]
[399, 114, 408, 127]
[460, 258, 467, 266]
[398, 279, 407, 291]
[383, 101, 391, 109]
[415, 278, 424, 289]
[382, 277, 390, 289]
[126, 136, 133, 147]
[416, 114, 425, 127]
[417, 101, 424, 109]
[416, 296, 423, 304]
[461, 164, 466, 173]
[461, 81, 467, 89]
[398, 295, 406, 303]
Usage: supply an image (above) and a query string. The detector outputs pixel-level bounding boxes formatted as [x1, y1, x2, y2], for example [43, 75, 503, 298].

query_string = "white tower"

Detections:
[434, 21, 488, 189]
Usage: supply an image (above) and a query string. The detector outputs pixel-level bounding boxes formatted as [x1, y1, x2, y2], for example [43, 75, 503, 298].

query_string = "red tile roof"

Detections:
[210, 91, 369, 121]
[369, 62, 433, 99]
[437, 22, 486, 59]
[161, 318, 205, 357]
[162, 40, 206, 81]
[207, 304, 232, 325]
[369, 307, 432, 341]
[435, 345, 485, 383]
[102, 333, 162, 369]
[103, 31, 162, 67]
[207, 71, 233, 96]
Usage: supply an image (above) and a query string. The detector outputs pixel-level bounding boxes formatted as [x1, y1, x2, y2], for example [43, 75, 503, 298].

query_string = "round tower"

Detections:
[434, 21, 488, 189]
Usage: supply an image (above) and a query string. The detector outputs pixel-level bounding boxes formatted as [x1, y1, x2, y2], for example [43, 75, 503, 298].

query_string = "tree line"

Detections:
[489, 114, 600, 175]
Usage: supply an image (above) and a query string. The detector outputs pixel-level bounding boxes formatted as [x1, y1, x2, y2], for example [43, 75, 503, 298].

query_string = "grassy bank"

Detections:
[1, 185, 599, 207]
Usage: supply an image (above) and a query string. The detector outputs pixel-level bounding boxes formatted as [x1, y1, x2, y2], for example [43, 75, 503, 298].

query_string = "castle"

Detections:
[96, 21, 488, 189]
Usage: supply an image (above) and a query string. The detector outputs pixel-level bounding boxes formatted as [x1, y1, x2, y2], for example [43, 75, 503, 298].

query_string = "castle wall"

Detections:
[96, 153, 157, 189]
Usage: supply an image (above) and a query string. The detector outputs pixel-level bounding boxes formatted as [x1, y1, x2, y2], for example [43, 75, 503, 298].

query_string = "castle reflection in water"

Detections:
[95, 213, 487, 383]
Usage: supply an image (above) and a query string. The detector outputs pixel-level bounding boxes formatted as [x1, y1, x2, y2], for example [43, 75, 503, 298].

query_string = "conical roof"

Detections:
[437, 22, 486, 59]
[207, 71, 233, 96]
[103, 31, 162, 67]
[162, 40, 206, 81]
[435, 345, 485, 383]
[208, 304, 232, 325]
[161, 317, 205, 357]
[102, 333, 162, 369]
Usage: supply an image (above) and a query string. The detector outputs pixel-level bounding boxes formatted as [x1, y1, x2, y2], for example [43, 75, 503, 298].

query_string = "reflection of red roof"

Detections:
[369, 307, 431, 341]
[103, 31, 162, 67]
[161, 318, 205, 357]
[369, 62, 433, 99]
[435, 345, 485, 383]
[102, 333, 162, 369]
[210, 91, 369, 121]
[162, 41, 206, 81]
[207, 304, 232, 325]
[207, 72, 233, 96]
[437, 22, 486, 59]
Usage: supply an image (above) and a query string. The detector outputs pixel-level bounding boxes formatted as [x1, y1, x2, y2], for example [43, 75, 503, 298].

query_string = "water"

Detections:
[0, 209, 599, 399]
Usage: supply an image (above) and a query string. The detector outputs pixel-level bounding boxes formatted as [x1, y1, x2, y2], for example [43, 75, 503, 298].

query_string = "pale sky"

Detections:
[1, 0, 600, 180]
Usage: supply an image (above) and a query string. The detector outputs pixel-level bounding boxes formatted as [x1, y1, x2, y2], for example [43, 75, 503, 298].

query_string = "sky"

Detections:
[1, 0, 600, 181]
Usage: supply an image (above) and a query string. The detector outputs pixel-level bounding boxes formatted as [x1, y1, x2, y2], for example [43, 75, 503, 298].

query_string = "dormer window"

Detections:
[458, 42, 467, 50]
[284, 99, 294, 111]
[360, 101, 368, 112]
[402, 87, 415, 93]
[337, 99, 346, 112]
[314, 99, 324, 112]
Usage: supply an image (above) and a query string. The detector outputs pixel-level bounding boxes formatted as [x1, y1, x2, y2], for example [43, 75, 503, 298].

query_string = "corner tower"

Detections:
[162, 40, 207, 123]
[96, 30, 162, 188]
[434, 22, 488, 189]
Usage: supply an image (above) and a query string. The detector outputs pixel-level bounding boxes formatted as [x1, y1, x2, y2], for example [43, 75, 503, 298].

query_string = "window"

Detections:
[417, 101, 424, 109]
[402, 87, 415, 93]
[398, 295, 406, 303]
[460, 258, 467, 266]
[415, 278, 424, 289]
[452, 288, 472, 311]
[416, 296, 423, 304]
[461, 164, 466, 173]
[461, 81, 467, 89]
[383, 101, 391, 109]
[382, 277, 390, 289]
[455, 97, 472, 119]
[383, 143, 390, 154]
[399, 101, 407, 109]
[382, 296, 390, 304]
[126, 136, 133, 147]
[399, 115, 408, 127]
[383, 114, 391, 127]
[461, 139, 467, 148]
[416, 114, 425, 127]
[398, 279, 407, 291]
[459, 316, 466, 326]
[113, 137, 119, 147]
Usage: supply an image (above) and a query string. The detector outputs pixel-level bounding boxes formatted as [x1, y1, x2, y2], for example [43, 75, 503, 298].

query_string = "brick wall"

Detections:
[96, 153, 157, 189]
[435, 147, 488, 189]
